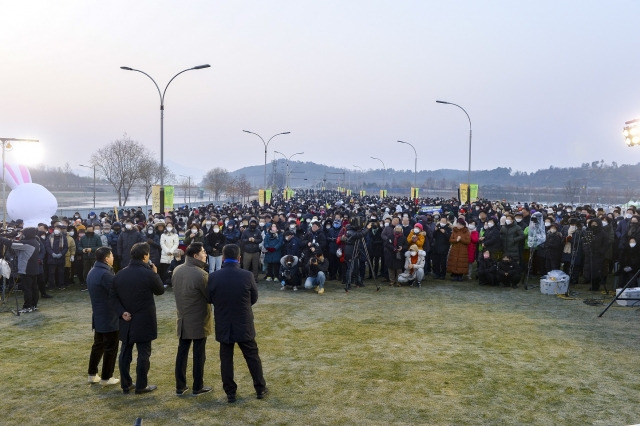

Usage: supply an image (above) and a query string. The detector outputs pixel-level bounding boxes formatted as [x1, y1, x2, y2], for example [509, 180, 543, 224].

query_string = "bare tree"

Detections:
[202, 167, 229, 201]
[564, 179, 582, 204]
[237, 174, 252, 203]
[90, 133, 147, 206]
[138, 156, 174, 207]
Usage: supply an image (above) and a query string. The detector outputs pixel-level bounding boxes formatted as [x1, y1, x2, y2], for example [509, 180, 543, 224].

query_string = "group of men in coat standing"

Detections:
[86, 241, 267, 402]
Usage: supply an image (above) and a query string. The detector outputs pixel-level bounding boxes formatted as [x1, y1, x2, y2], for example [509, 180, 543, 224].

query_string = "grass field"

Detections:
[1, 275, 640, 425]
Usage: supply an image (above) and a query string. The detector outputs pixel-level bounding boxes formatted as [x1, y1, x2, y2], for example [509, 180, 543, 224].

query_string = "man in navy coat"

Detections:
[208, 244, 267, 403]
[111, 242, 164, 394]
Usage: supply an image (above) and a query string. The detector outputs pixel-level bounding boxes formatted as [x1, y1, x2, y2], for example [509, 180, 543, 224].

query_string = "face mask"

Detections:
[69, 231, 75, 236]
[488, 223, 494, 228]
[259, 222, 265, 227]
[545, 222, 551, 227]
[410, 251, 416, 256]
[125, 224, 132, 230]
[626, 214, 633, 219]
[326, 225, 331, 230]
[550, 229, 556, 233]
[413, 228, 420, 234]
[515, 218, 522, 223]
[290, 225, 296, 230]
[505, 220, 512, 225]
[631, 243, 637, 248]
[569, 225, 576, 232]
[440, 222, 447, 227]
[469, 224, 476, 231]
[228, 226, 234, 231]
[602, 221, 608, 226]
[191, 229, 198, 234]
[566, 209, 572, 213]
[224, 220, 229, 226]
[53, 229, 61, 235]
[167, 226, 173, 232]
[148, 230, 154, 234]
[206, 221, 212, 226]
[483, 253, 490, 259]
[297, 213, 302, 218]
[384, 222, 389, 227]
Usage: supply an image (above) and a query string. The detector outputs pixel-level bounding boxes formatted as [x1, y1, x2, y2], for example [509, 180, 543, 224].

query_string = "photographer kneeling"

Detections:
[279, 255, 301, 291]
[397, 244, 425, 287]
[304, 250, 329, 294]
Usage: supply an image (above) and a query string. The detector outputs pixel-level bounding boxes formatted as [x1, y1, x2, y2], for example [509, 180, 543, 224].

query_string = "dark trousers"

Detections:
[37, 272, 49, 295]
[119, 340, 152, 390]
[219, 339, 266, 396]
[242, 252, 260, 280]
[48, 262, 65, 289]
[88, 330, 120, 379]
[82, 257, 95, 284]
[266, 262, 279, 279]
[175, 337, 207, 391]
[432, 253, 447, 278]
[20, 274, 38, 309]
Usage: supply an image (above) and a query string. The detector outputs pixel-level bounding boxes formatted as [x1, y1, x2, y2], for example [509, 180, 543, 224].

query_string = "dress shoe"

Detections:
[227, 394, 237, 403]
[192, 386, 212, 396]
[122, 384, 136, 394]
[135, 385, 157, 394]
[257, 387, 269, 399]
[176, 386, 190, 396]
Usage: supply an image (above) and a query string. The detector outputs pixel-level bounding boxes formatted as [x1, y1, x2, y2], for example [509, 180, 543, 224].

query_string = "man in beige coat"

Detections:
[172, 242, 213, 396]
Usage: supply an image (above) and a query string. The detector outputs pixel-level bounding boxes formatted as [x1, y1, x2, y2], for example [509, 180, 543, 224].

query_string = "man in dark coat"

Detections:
[45, 224, 68, 291]
[208, 244, 267, 403]
[116, 219, 145, 268]
[111, 242, 165, 394]
[172, 242, 213, 396]
[87, 247, 120, 386]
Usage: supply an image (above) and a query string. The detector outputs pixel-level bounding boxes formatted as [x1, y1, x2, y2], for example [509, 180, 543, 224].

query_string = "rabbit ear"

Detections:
[3, 163, 32, 189]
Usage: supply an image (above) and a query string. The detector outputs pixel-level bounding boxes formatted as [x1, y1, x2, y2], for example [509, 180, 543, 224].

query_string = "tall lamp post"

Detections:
[370, 156, 386, 189]
[120, 64, 210, 214]
[436, 100, 472, 203]
[79, 163, 96, 208]
[243, 130, 291, 189]
[0, 138, 39, 228]
[178, 174, 191, 204]
[397, 140, 417, 189]
[274, 150, 303, 189]
[353, 165, 363, 191]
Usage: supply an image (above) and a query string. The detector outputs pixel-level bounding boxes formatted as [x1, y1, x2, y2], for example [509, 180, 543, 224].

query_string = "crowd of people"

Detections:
[3, 189, 639, 398]
[4, 189, 640, 313]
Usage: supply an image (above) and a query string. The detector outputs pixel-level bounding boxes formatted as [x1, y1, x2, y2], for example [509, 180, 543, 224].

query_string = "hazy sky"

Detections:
[2, 1, 640, 181]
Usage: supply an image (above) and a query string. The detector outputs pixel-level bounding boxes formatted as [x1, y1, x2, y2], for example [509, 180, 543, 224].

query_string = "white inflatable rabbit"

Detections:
[4, 163, 58, 227]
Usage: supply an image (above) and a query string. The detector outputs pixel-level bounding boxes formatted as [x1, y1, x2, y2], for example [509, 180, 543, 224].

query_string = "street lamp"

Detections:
[79, 164, 96, 208]
[120, 64, 210, 214]
[370, 156, 386, 189]
[623, 119, 640, 146]
[0, 138, 39, 228]
[274, 151, 303, 189]
[397, 140, 417, 189]
[178, 174, 191, 204]
[242, 130, 291, 189]
[353, 165, 363, 191]
[436, 100, 472, 203]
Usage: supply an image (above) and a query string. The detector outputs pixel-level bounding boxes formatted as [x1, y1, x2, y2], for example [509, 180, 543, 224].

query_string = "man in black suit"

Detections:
[111, 242, 165, 394]
[208, 244, 267, 403]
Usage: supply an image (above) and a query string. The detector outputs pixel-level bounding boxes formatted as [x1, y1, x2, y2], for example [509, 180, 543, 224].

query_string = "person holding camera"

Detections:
[279, 254, 301, 291]
[304, 250, 329, 294]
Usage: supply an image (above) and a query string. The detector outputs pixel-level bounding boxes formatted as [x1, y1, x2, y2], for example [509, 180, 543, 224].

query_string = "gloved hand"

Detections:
[70, 256, 74, 262]
[267, 247, 276, 252]
[624, 266, 632, 272]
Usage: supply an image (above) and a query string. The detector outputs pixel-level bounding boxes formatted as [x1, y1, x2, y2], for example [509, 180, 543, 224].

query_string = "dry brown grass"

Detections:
[1, 275, 640, 425]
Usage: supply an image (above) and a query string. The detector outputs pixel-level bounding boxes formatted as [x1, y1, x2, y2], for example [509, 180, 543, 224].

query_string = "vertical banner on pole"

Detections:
[459, 184, 469, 203]
[265, 189, 272, 204]
[470, 184, 479, 201]
[346, 189, 352, 196]
[258, 189, 265, 206]
[164, 186, 175, 212]
[152, 185, 160, 214]
[410, 187, 419, 199]
[359, 190, 366, 197]
[379, 189, 387, 198]
[283, 189, 288, 200]
[288, 189, 294, 199]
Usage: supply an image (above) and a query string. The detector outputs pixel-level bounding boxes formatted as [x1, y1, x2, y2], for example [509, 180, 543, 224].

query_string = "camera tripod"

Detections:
[344, 233, 379, 293]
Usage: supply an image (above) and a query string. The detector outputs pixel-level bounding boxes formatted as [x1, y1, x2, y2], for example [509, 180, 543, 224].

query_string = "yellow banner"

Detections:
[265, 189, 272, 204]
[346, 189, 352, 196]
[359, 190, 366, 197]
[379, 189, 387, 198]
[152, 185, 160, 214]
[459, 184, 469, 203]
[411, 187, 419, 199]
[259, 189, 265, 206]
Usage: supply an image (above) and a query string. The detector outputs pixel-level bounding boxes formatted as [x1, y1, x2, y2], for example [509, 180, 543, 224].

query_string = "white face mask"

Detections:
[413, 228, 420, 234]
[69, 231, 75, 236]
[468, 224, 476, 231]
[569, 226, 576, 232]
[53, 230, 61, 235]
[206, 221, 212, 226]
[515, 218, 522, 223]
[384, 222, 389, 227]
[505, 220, 512, 225]
[224, 220, 229, 226]
[148, 229, 154, 234]
[488, 223, 494, 228]
[602, 221, 608, 226]
[213, 228, 219, 233]
[626, 213, 633, 219]
[631, 243, 637, 248]
[550, 229, 556, 233]
[167, 226, 173, 232]
[545, 222, 551, 227]
[259, 222, 265, 227]
[289, 225, 296, 230]
[125, 224, 132, 230]
[191, 229, 198, 234]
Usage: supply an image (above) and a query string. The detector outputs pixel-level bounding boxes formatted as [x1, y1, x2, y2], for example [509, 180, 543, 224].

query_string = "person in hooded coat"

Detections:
[447, 218, 471, 281]
[583, 218, 609, 291]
